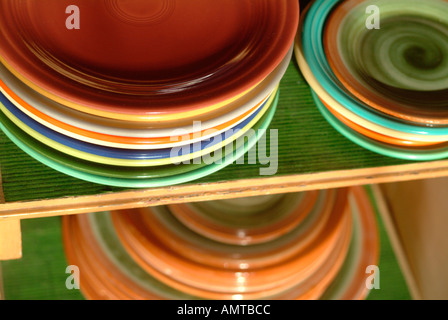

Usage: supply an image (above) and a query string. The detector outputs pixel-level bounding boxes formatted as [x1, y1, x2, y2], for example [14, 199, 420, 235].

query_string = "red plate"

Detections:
[0, 0, 299, 120]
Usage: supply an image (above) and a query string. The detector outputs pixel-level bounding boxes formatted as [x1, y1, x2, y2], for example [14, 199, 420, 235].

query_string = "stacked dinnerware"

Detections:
[0, 0, 299, 187]
[62, 186, 380, 300]
[295, 0, 448, 161]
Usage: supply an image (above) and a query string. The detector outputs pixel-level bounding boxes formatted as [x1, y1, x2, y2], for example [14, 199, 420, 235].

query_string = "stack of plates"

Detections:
[62, 186, 379, 300]
[0, 0, 299, 187]
[295, 0, 448, 161]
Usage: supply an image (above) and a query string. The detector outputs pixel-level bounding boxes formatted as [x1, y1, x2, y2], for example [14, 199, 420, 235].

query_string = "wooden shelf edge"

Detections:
[2, 159, 448, 219]
[371, 185, 421, 300]
[0, 263, 4, 300]
[0, 219, 22, 260]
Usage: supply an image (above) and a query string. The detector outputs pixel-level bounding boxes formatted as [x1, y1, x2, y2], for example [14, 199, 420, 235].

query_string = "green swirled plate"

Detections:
[325, 0, 448, 126]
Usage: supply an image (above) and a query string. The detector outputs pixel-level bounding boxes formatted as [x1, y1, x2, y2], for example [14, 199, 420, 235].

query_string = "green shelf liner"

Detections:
[1, 217, 83, 300]
[365, 186, 411, 300]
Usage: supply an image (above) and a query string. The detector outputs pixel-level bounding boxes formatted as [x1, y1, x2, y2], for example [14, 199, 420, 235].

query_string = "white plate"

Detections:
[0, 46, 291, 149]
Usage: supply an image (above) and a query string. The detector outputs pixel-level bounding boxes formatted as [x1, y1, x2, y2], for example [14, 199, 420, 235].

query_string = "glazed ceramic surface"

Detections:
[0, 0, 299, 122]
[168, 191, 319, 245]
[0, 92, 278, 187]
[60, 186, 379, 300]
[325, 0, 448, 125]
[110, 188, 351, 299]
[296, 0, 448, 139]
[313, 91, 448, 161]
[321, 186, 379, 300]
[321, 96, 443, 148]
[0, 44, 291, 141]
[0, 88, 276, 167]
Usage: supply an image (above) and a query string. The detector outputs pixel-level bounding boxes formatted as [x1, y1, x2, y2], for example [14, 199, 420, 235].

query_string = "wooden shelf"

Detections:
[0, 60, 443, 220]
[380, 178, 448, 299]
[0, 0, 432, 297]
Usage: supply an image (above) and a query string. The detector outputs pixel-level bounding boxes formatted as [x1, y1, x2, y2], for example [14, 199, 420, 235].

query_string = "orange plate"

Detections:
[324, 0, 448, 126]
[321, 96, 444, 148]
[167, 191, 319, 246]
[109, 189, 349, 299]
[0, 0, 299, 122]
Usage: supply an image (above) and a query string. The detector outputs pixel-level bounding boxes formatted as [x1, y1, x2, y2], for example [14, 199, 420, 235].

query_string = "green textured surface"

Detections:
[0, 189, 411, 300]
[366, 186, 411, 300]
[0, 60, 413, 204]
[1, 217, 84, 300]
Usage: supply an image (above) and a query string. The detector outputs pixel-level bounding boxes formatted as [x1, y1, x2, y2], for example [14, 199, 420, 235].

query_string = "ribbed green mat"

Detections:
[365, 186, 411, 300]
[0, 60, 412, 204]
[1, 217, 83, 300]
[1, 191, 411, 300]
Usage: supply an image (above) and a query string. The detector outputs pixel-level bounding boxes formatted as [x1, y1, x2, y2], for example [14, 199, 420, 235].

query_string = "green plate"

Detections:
[313, 91, 448, 161]
[0, 93, 278, 187]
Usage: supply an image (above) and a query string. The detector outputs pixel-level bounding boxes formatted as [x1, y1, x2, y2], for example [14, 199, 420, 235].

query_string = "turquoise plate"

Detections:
[312, 90, 448, 161]
[303, 0, 448, 136]
[0, 93, 277, 187]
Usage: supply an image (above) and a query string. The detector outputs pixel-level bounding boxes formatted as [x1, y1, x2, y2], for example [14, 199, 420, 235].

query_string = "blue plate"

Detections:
[0, 93, 278, 187]
[0, 88, 268, 163]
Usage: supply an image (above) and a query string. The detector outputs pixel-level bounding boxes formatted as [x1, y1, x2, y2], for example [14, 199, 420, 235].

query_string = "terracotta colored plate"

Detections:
[60, 190, 376, 301]
[0, 87, 275, 167]
[167, 191, 319, 245]
[61, 193, 351, 300]
[0, 45, 290, 144]
[109, 188, 350, 299]
[0, 92, 278, 187]
[321, 186, 380, 300]
[189, 194, 286, 215]
[313, 91, 448, 161]
[170, 190, 352, 300]
[284, 186, 379, 300]
[294, 23, 448, 143]
[136, 190, 333, 271]
[272, 203, 352, 300]
[63, 213, 166, 299]
[0, 0, 299, 122]
[324, 0, 448, 126]
[295, 0, 448, 140]
[321, 96, 443, 148]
